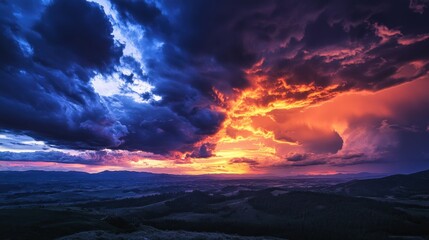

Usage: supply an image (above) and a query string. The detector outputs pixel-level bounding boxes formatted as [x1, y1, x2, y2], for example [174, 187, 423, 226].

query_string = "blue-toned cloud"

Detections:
[0, 0, 225, 155]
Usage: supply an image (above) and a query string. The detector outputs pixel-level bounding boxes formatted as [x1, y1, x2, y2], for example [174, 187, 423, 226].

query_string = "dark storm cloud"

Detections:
[341, 153, 366, 160]
[34, 0, 122, 71]
[0, 64, 128, 149]
[157, 0, 263, 68]
[100, 95, 224, 154]
[0, 24, 23, 67]
[189, 143, 216, 158]
[281, 153, 379, 168]
[229, 158, 260, 167]
[0, 0, 226, 155]
[111, 0, 273, 96]
[134, 0, 429, 110]
[0, 149, 167, 166]
[333, 158, 383, 167]
[290, 160, 326, 167]
[1, 0, 429, 162]
[0, 0, 127, 150]
[286, 153, 308, 162]
[111, 0, 161, 26]
[0, 151, 93, 165]
[107, 97, 201, 154]
[274, 157, 328, 168]
[252, 0, 429, 101]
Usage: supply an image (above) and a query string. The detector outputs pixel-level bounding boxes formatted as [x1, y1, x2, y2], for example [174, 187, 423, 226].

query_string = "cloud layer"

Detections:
[1, 0, 429, 174]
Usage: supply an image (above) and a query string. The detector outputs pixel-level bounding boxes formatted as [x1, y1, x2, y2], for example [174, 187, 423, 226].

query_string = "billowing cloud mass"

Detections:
[0, 0, 429, 175]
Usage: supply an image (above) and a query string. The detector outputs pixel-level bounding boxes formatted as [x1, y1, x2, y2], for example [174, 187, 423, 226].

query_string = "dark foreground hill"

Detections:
[0, 169, 428, 240]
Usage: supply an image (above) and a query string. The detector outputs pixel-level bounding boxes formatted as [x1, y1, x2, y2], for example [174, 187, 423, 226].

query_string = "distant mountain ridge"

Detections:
[0, 169, 387, 181]
[330, 169, 429, 197]
[1, 169, 429, 192]
[288, 172, 387, 179]
[0, 170, 185, 183]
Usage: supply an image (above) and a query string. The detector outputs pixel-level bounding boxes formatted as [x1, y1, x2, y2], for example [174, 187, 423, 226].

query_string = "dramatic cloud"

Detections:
[189, 143, 217, 158]
[34, 0, 123, 70]
[1, 0, 429, 175]
[0, 0, 128, 150]
[0, 149, 167, 167]
[0, 0, 224, 155]
[0, 151, 95, 165]
[229, 158, 260, 167]
[286, 153, 308, 162]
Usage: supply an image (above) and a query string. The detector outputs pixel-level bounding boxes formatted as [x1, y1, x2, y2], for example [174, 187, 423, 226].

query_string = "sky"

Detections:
[0, 0, 429, 176]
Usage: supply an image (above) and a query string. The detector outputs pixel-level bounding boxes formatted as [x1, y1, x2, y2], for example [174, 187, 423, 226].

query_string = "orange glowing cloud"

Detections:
[181, 67, 429, 175]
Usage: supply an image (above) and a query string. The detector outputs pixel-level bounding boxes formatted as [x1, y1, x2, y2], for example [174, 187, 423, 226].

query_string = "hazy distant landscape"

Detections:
[1, 170, 428, 240]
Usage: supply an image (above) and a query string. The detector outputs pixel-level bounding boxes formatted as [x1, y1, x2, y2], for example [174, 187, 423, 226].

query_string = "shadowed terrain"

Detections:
[0, 170, 429, 240]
